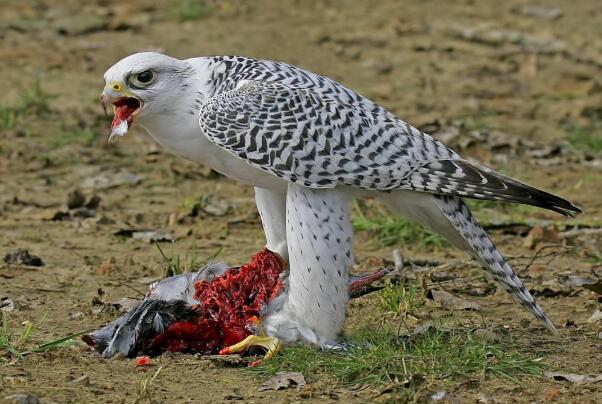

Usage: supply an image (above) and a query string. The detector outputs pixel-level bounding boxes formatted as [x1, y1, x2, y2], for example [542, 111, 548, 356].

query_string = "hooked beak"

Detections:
[100, 86, 143, 143]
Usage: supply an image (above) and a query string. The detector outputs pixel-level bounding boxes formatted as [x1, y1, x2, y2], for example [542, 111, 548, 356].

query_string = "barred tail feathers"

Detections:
[434, 195, 558, 334]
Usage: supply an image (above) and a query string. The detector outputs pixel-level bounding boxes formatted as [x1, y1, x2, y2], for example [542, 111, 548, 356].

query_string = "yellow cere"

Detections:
[107, 82, 123, 92]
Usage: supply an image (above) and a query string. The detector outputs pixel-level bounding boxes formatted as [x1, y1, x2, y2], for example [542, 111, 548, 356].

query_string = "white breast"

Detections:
[140, 114, 287, 191]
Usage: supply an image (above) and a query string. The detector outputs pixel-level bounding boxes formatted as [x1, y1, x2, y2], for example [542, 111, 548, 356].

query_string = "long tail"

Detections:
[434, 195, 558, 334]
[409, 159, 582, 217]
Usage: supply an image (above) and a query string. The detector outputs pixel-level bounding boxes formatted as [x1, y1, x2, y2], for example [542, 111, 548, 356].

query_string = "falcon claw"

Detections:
[219, 335, 282, 365]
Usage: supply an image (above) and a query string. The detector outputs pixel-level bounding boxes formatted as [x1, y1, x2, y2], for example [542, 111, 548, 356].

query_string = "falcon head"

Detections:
[101, 52, 193, 142]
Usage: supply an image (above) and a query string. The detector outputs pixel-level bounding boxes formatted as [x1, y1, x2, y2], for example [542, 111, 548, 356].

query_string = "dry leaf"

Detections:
[523, 226, 559, 249]
[473, 328, 499, 342]
[111, 297, 140, 313]
[587, 310, 602, 323]
[258, 371, 306, 391]
[115, 228, 174, 243]
[1, 297, 15, 312]
[3, 249, 44, 267]
[544, 371, 602, 384]
[80, 170, 142, 190]
[97, 257, 118, 276]
[399, 321, 439, 338]
[427, 290, 481, 311]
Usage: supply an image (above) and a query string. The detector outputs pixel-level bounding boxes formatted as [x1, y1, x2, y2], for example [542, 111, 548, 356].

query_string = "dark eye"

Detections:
[130, 70, 155, 87]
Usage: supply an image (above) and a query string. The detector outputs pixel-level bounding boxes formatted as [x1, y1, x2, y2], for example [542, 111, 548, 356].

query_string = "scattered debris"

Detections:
[523, 226, 560, 249]
[132, 231, 175, 243]
[430, 271, 456, 282]
[81, 170, 142, 190]
[70, 375, 90, 385]
[563, 276, 602, 295]
[66, 189, 101, 210]
[4, 394, 40, 404]
[199, 354, 250, 367]
[54, 15, 109, 35]
[97, 257, 118, 276]
[135, 356, 152, 366]
[473, 328, 499, 343]
[512, 6, 562, 20]
[67, 189, 86, 209]
[1, 297, 15, 312]
[476, 392, 497, 403]
[427, 290, 481, 311]
[258, 371, 306, 392]
[69, 311, 84, 320]
[178, 195, 233, 222]
[587, 310, 602, 323]
[392, 249, 404, 273]
[544, 371, 602, 384]
[52, 207, 96, 221]
[530, 279, 575, 298]
[110, 297, 140, 313]
[114, 228, 175, 243]
[399, 321, 438, 338]
[431, 390, 458, 402]
[4, 249, 44, 267]
[448, 26, 567, 54]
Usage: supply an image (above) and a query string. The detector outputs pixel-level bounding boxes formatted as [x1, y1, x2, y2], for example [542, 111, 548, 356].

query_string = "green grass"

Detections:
[351, 201, 447, 248]
[566, 125, 602, 155]
[0, 79, 53, 129]
[466, 199, 537, 216]
[156, 243, 199, 278]
[0, 314, 35, 360]
[171, 0, 213, 21]
[48, 127, 97, 149]
[136, 365, 164, 404]
[1, 313, 87, 361]
[461, 116, 491, 132]
[250, 325, 545, 388]
[156, 243, 222, 278]
[379, 281, 423, 315]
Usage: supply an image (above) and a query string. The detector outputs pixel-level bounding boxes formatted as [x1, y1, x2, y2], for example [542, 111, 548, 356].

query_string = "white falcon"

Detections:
[101, 52, 581, 350]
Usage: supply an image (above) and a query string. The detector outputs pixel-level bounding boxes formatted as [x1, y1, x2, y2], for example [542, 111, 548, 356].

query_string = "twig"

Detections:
[392, 249, 404, 273]
[116, 280, 146, 297]
[13, 286, 64, 293]
[522, 244, 572, 273]
[560, 228, 602, 238]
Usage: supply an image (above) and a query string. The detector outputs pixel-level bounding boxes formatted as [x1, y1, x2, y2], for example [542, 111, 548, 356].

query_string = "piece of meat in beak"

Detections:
[100, 94, 141, 143]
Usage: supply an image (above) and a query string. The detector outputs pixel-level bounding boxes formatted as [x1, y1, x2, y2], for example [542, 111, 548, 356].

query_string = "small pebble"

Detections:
[473, 328, 499, 342]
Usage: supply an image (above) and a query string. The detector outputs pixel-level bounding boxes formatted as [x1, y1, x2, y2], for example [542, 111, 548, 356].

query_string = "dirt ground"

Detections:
[1, 0, 601, 402]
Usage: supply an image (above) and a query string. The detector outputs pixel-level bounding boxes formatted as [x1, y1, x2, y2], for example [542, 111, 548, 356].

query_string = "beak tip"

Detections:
[100, 95, 108, 118]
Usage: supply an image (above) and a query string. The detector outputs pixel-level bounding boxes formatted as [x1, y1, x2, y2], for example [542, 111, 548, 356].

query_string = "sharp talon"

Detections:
[219, 334, 282, 365]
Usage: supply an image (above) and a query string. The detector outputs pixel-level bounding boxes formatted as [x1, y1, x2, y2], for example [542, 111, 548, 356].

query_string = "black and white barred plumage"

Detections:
[103, 53, 581, 342]
[199, 57, 579, 216]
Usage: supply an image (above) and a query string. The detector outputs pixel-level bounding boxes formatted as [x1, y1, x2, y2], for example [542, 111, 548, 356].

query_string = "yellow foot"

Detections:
[219, 335, 282, 367]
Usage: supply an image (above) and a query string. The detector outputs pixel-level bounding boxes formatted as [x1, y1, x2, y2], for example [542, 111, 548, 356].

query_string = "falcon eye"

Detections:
[130, 70, 155, 87]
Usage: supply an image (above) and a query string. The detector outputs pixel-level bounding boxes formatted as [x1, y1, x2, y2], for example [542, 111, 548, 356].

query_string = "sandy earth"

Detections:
[1, 0, 601, 402]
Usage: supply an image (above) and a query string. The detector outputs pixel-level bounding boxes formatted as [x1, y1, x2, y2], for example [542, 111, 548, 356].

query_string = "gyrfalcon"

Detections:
[100, 52, 581, 353]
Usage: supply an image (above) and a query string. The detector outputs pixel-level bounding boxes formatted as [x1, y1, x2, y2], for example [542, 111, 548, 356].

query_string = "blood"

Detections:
[146, 249, 285, 355]
[111, 98, 139, 128]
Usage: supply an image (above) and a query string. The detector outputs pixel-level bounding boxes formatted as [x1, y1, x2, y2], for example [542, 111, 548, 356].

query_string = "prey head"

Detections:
[101, 52, 193, 142]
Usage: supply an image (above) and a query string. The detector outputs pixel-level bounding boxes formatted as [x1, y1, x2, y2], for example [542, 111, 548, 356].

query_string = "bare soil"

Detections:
[1, 0, 601, 402]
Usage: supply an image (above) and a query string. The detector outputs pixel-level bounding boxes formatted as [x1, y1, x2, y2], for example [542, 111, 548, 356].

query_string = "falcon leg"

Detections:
[219, 334, 282, 366]
[263, 184, 353, 347]
[255, 187, 288, 263]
